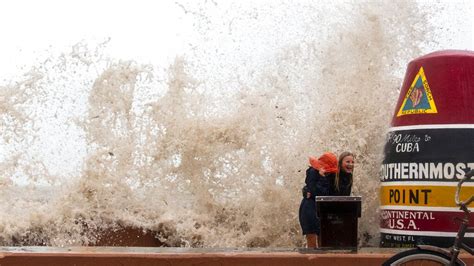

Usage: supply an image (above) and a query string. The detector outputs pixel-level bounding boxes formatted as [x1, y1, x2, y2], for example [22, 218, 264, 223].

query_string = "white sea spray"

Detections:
[0, 1, 471, 247]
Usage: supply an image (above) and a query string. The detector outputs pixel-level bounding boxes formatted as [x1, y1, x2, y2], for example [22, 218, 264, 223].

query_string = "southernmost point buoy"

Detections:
[380, 50, 474, 248]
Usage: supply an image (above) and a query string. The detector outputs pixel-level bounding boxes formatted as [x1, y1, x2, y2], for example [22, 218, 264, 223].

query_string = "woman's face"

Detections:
[341, 155, 354, 173]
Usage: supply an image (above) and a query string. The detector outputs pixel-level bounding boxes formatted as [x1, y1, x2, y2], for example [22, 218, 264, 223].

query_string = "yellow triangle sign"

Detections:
[397, 66, 438, 117]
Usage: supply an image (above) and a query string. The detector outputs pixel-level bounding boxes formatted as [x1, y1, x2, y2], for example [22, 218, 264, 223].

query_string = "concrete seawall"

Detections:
[1, 247, 473, 266]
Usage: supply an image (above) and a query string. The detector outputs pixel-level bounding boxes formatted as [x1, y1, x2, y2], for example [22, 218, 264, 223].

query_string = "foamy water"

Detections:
[0, 1, 472, 247]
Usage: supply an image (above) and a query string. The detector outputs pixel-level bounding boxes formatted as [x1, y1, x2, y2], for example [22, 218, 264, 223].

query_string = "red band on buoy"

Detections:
[392, 50, 474, 127]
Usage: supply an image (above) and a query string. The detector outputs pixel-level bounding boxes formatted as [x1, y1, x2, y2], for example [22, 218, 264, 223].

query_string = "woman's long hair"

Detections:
[334, 151, 354, 191]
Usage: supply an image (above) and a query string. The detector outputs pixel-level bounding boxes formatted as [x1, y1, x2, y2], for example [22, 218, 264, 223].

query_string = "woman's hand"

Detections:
[319, 168, 326, 176]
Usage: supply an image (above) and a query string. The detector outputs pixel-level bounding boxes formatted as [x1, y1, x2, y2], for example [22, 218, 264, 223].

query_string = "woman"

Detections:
[331, 151, 355, 196]
[298, 152, 338, 248]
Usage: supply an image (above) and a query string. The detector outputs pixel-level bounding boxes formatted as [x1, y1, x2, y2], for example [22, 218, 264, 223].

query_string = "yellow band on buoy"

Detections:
[380, 184, 474, 207]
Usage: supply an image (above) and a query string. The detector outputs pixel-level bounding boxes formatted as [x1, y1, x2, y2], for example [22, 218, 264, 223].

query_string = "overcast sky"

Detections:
[0, 0, 473, 80]
[0, 0, 194, 79]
